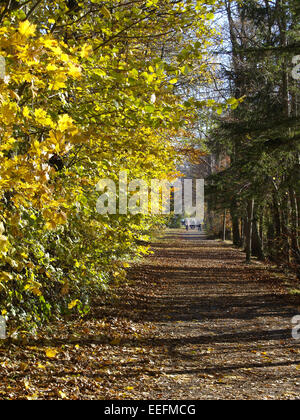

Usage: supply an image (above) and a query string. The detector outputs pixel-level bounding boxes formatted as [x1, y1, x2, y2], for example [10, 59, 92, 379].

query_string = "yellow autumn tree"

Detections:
[0, 0, 221, 325]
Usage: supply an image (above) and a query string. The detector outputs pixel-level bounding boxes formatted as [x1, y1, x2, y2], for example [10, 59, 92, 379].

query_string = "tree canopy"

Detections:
[0, 0, 222, 326]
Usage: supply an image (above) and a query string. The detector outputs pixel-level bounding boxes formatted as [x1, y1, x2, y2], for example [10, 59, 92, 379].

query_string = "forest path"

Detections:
[1, 230, 300, 400]
[125, 230, 300, 399]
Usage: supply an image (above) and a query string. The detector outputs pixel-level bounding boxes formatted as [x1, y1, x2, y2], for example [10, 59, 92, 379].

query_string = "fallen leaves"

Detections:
[0, 234, 299, 400]
[45, 348, 59, 359]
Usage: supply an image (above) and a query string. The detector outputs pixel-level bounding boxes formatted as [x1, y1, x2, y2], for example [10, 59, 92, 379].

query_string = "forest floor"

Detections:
[1, 230, 300, 400]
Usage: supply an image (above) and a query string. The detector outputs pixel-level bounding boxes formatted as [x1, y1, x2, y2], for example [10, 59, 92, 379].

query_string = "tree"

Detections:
[0, 0, 222, 325]
[205, 0, 300, 272]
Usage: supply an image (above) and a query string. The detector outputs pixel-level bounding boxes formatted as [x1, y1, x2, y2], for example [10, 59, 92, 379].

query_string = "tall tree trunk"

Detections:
[281, 194, 291, 263]
[252, 213, 265, 261]
[223, 209, 226, 241]
[230, 199, 241, 246]
[241, 217, 246, 248]
[259, 211, 264, 250]
[245, 198, 254, 262]
[267, 203, 276, 259]
[272, 193, 281, 238]
[289, 185, 300, 265]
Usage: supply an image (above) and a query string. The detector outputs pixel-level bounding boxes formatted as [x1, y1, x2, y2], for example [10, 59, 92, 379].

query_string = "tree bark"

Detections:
[289, 185, 300, 266]
[281, 193, 291, 263]
[252, 215, 265, 260]
[223, 209, 226, 241]
[230, 199, 241, 246]
[245, 198, 255, 262]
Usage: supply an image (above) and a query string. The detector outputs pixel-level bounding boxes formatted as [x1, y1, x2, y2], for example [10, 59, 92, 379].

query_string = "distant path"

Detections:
[127, 230, 300, 399]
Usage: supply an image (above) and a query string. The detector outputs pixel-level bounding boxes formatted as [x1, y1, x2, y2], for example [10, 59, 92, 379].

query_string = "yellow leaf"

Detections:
[31, 287, 42, 297]
[44, 220, 57, 231]
[80, 44, 93, 59]
[58, 390, 67, 399]
[68, 299, 79, 310]
[68, 63, 82, 79]
[34, 108, 53, 127]
[24, 379, 31, 390]
[49, 72, 67, 90]
[0, 102, 18, 125]
[18, 20, 36, 38]
[37, 363, 46, 370]
[45, 348, 58, 358]
[42, 38, 58, 49]
[46, 63, 58, 72]
[57, 114, 75, 132]
[23, 106, 30, 118]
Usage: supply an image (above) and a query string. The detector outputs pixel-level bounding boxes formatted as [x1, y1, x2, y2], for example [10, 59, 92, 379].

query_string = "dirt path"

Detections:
[1, 230, 300, 399]
[125, 230, 300, 399]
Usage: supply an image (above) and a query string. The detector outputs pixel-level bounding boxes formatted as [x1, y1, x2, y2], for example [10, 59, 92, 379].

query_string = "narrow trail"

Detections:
[126, 230, 300, 399]
[2, 230, 300, 400]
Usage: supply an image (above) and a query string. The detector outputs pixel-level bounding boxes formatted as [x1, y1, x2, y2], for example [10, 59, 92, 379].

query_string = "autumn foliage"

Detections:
[0, 0, 219, 327]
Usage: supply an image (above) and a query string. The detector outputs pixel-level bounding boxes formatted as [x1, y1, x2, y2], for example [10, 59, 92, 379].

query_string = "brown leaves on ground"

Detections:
[1, 230, 300, 400]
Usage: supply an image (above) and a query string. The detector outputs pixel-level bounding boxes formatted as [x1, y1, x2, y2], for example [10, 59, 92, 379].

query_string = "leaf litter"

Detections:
[0, 230, 300, 400]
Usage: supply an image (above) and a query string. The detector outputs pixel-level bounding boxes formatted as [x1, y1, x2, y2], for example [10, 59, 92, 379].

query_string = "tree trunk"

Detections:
[289, 186, 300, 269]
[281, 194, 291, 263]
[272, 193, 281, 238]
[245, 198, 254, 262]
[230, 199, 241, 246]
[252, 216, 265, 260]
[223, 209, 226, 241]
[241, 217, 246, 248]
[259, 212, 264, 250]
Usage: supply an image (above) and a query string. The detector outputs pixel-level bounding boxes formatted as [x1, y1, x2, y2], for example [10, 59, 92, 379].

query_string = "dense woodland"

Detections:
[205, 0, 300, 276]
[0, 0, 226, 328]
